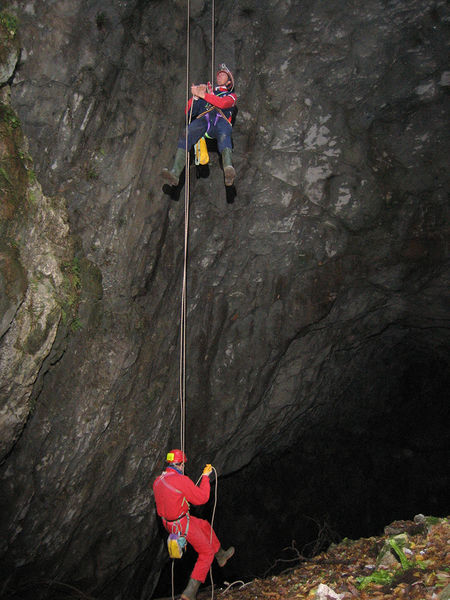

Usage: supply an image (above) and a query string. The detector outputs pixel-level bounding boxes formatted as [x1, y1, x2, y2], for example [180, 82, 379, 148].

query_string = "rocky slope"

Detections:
[198, 515, 450, 600]
[0, 1, 449, 598]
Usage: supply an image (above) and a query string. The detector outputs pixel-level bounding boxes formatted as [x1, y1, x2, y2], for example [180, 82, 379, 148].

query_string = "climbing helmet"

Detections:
[216, 63, 234, 90]
[167, 449, 187, 463]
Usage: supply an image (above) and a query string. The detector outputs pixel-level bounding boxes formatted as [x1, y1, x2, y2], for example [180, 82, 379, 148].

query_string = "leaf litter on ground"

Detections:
[196, 515, 449, 600]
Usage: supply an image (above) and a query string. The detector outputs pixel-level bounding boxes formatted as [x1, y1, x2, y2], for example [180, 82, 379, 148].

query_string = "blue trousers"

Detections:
[177, 113, 233, 153]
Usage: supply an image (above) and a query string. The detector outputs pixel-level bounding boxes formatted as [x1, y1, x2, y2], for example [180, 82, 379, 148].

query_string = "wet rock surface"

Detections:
[0, 0, 449, 598]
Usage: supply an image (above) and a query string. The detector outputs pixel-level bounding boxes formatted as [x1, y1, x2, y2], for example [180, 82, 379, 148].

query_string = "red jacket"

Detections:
[153, 466, 211, 521]
[186, 85, 237, 121]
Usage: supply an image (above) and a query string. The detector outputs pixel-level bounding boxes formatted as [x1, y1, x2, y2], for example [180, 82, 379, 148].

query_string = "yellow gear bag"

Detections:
[167, 533, 186, 559]
[166, 513, 189, 559]
[194, 136, 209, 165]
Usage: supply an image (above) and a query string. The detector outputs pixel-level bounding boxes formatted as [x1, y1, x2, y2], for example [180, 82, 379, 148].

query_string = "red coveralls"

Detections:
[153, 466, 221, 582]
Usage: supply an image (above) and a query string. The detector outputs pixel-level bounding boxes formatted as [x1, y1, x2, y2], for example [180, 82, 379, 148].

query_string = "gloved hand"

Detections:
[202, 464, 213, 477]
[191, 83, 207, 99]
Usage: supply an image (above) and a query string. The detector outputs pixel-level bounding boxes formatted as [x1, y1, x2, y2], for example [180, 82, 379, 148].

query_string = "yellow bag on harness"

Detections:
[194, 136, 209, 165]
[167, 533, 187, 559]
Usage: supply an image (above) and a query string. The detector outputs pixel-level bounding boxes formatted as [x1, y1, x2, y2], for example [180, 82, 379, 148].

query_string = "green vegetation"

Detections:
[85, 165, 99, 181]
[0, 165, 12, 185]
[357, 570, 393, 589]
[389, 538, 414, 571]
[59, 257, 83, 332]
[95, 11, 107, 30]
[0, 101, 29, 220]
[0, 11, 18, 39]
[1, 104, 20, 130]
[356, 535, 424, 591]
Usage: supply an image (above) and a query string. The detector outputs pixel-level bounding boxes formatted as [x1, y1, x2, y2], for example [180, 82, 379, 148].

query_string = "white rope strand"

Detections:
[179, 0, 193, 468]
[211, 0, 215, 83]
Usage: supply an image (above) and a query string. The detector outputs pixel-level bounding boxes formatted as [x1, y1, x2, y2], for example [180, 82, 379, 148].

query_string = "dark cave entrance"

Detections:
[153, 347, 449, 597]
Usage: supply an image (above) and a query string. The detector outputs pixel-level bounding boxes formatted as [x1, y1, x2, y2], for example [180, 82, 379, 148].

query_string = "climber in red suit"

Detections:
[161, 63, 237, 187]
[153, 449, 234, 600]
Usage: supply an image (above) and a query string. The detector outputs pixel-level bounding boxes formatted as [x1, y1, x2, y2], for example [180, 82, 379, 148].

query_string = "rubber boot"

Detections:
[161, 148, 187, 186]
[181, 578, 201, 600]
[221, 147, 235, 186]
[215, 545, 235, 567]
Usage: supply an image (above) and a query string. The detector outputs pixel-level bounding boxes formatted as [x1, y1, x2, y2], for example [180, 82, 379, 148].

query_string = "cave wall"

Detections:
[0, 0, 449, 598]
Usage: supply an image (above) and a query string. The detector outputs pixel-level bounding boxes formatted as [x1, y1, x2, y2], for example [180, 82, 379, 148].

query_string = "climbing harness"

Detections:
[195, 101, 234, 124]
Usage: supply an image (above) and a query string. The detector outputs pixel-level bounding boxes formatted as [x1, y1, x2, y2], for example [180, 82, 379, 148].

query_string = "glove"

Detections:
[191, 84, 206, 99]
[202, 464, 213, 476]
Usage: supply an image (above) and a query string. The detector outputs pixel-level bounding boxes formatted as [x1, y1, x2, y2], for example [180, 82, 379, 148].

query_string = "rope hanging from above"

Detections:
[178, 0, 216, 471]
[179, 0, 190, 471]
[171, 5, 219, 600]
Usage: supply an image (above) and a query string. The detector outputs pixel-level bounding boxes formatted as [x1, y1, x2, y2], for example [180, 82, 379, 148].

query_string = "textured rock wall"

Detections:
[0, 0, 449, 598]
[0, 15, 76, 460]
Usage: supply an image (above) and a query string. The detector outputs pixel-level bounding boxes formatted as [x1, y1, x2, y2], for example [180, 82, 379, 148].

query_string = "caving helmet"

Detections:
[216, 63, 234, 91]
[167, 449, 187, 464]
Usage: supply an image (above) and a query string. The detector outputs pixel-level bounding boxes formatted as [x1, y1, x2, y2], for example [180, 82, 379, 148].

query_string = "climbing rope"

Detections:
[172, 2, 220, 599]
[196, 467, 219, 600]
[179, 0, 191, 470]
[211, 0, 215, 84]
[209, 466, 219, 600]
[179, 0, 216, 461]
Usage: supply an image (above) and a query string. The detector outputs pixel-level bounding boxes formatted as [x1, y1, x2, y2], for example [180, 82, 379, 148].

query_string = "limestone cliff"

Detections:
[0, 1, 449, 599]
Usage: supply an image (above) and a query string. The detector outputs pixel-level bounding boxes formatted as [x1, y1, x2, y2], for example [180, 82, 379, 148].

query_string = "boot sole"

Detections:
[217, 546, 235, 567]
[161, 169, 179, 186]
[223, 166, 235, 187]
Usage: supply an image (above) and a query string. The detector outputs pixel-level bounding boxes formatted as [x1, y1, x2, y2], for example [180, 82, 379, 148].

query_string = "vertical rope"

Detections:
[209, 9, 216, 598]
[180, 0, 216, 464]
[176, 3, 218, 598]
[211, 0, 215, 83]
[171, 559, 175, 600]
[179, 0, 192, 472]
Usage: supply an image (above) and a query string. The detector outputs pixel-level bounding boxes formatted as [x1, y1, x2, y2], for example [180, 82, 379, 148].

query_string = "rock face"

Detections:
[0, 17, 74, 460]
[0, 0, 449, 598]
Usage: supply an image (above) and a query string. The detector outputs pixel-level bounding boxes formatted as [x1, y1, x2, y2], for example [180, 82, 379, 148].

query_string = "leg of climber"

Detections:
[221, 147, 235, 186]
[216, 121, 235, 186]
[215, 545, 235, 567]
[161, 147, 186, 186]
[181, 515, 221, 600]
[181, 578, 201, 600]
[161, 117, 208, 186]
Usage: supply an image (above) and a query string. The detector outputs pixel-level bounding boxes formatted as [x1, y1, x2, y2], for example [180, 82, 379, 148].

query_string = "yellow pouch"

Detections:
[167, 533, 186, 559]
[194, 136, 209, 165]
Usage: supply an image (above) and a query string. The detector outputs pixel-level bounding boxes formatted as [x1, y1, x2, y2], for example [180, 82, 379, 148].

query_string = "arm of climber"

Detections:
[178, 473, 211, 505]
[185, 97, 194, 114]
[203, 92, 237, 109]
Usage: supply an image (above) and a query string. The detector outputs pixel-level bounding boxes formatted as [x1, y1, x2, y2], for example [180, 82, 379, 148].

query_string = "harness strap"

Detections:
[159, 479, 182, 495]
[164, 511, 188, 523]
[196, 105, 232, 125]
[164, 513, 190, 537]
[155, 471, 183, 495]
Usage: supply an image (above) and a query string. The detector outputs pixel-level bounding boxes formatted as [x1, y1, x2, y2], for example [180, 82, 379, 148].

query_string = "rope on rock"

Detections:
[179, 0, 191, 470]
[174, 3, 219, 599]
[211, 0, 215, 84]
[179, 0, 216, 462]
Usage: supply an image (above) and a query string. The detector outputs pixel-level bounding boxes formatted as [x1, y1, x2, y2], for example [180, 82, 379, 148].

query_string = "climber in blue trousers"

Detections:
[161, 63, 237, 187]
